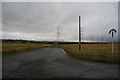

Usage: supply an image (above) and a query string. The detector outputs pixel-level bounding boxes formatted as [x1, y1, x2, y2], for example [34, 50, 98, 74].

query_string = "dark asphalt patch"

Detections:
[2, 45, 118, 78]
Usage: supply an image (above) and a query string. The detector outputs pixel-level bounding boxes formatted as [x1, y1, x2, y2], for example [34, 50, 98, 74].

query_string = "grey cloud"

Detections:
[2, 2, 118, 41]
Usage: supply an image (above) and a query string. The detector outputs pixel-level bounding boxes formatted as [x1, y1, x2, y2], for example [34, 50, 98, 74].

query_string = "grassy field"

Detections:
[60, 44, 119, 64]
[1, 42, 52, 56]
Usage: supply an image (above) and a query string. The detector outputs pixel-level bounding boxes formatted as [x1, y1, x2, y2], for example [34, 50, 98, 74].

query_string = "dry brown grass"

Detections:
[2, 42, 52, 56]
[60, 44, 119, 64]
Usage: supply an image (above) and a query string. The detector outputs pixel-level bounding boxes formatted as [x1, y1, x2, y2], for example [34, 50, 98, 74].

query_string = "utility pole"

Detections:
[81, 30, 84, 42]
[101, 35, 103, 43]
[79, 16, 81, 50]
[57, 26, 60, 42]
[91, 35, 93, 42]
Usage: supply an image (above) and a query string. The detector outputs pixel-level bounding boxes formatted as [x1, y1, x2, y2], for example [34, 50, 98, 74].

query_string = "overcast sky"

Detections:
[2, 2, 118, 42]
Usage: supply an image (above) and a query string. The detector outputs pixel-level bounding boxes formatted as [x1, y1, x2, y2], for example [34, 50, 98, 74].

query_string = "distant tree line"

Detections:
[2, 39, 41, 43]
[1, 39, 112, 44]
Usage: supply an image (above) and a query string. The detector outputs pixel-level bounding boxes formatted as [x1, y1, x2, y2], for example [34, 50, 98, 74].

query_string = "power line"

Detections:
[2, 8, 49, 27]
[2, 13, 38, 24]
[2, 14, 44, 28]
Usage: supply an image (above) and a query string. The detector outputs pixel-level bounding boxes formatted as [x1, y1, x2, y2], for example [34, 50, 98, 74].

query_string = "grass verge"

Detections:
[1, 42, 52, 56]
[60, 44, 119, 64]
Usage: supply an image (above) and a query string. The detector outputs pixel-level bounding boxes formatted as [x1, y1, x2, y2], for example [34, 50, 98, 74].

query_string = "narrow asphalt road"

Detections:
[2, 45, 118, 78]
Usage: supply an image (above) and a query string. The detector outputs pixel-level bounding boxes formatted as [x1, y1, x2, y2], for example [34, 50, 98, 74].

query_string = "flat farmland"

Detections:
[60, 44, 119, 64]
[2, 42, 52, 56]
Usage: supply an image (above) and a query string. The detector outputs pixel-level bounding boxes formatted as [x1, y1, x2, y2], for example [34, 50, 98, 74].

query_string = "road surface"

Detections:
[2, 45, 118, 78]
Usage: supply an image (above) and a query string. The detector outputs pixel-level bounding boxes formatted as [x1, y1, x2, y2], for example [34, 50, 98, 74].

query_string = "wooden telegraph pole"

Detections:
[79, 16, 81, 50]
